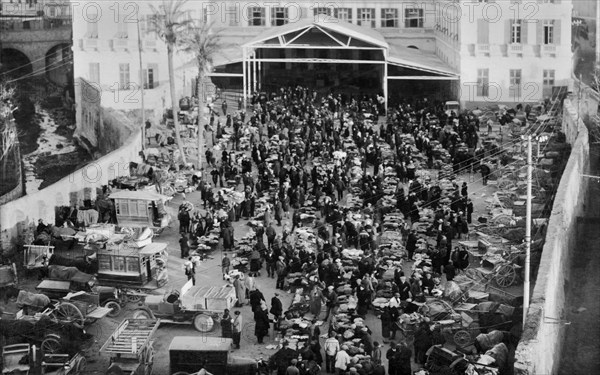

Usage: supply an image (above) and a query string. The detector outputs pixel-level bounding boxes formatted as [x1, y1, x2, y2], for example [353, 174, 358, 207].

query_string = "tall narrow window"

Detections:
[335, 8, 352, 23]
[86, 19, 98, 38]
[543, 20, 554, 44]
[89, 63, 100, 83]
[381, 9, 398, 28]
[313, 7, 332, 16]
[405, 8, 424, 28]
[116, 19, 128, 39]
[511, 19, 522, 43]
[477, 69, 489, 97]
[509, 69, 522, 99]
[271, 7, 288, 26]
[143, 64, 158, 89]
[357, 8, 375, 28]
[119, 63, 130, 90]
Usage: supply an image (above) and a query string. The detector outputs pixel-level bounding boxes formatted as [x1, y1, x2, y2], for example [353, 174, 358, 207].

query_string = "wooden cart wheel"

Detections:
[193, 314, 214, 332]
[52, 302, 85, 327]
[453, 330, 472, 347]
[495, 264, 517, 288]
[41, 334, 63, 354]
[104, 301, 122, 318]
[126, 294, 143, 303]
[75, 356, 87, 374]
[132, 309, 152, 320]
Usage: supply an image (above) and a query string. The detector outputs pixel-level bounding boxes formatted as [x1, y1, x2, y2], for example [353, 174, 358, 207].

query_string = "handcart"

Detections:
[101, 319, 159, 375]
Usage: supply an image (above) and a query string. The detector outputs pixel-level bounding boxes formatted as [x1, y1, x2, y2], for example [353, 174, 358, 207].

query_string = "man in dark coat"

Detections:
[266, 222, 277, 250]
[270, 341, 298, 375]
[254, 303, 270, 344]
[413, 322, 433, 365]
[270, 293, 283, 330]
[179, 233, 190, 259]
[249, 288, 266, 312]
[386, 342, 399, 375]
[405, 230, 417, 260]
[396, 341, 412, 375]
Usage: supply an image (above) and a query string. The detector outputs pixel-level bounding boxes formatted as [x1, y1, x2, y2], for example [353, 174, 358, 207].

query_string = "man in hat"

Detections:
[266, 222, 277, 250]
[323, 285, 338, 320]
[275, 256, 287, 290]
[270, 292, 283, 330]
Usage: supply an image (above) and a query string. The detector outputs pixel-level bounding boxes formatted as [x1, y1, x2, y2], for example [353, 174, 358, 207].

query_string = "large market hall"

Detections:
[209, 16, 460, 107]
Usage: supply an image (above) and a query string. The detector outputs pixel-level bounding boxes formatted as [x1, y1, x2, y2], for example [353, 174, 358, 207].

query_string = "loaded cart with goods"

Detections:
[101, 319, 159, 375]
[95, 242, 169, 298]
[131, 280, 237, 332]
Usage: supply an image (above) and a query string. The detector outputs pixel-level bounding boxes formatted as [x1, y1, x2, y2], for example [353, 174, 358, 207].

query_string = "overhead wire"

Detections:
[5, 57, 73, 84]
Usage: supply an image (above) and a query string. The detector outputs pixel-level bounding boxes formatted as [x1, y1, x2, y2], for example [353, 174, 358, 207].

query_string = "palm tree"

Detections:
[149, 0, 192, 164]
[180, 21, 221, 169]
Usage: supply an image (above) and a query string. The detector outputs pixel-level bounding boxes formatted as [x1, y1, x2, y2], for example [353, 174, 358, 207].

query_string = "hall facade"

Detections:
[71, 0, 573, 110]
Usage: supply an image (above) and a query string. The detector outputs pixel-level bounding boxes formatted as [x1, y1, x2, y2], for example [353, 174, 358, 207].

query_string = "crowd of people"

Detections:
[173, 86, 493, 375]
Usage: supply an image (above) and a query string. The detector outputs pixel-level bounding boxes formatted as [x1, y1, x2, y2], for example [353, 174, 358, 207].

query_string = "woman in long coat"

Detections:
[309, 285, 324, 318]
[254, 302, 270, 344]
[233, 276, 248, 306]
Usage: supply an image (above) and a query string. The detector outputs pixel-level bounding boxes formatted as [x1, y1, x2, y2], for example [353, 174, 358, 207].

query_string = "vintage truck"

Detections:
[130, 280, 236, 332]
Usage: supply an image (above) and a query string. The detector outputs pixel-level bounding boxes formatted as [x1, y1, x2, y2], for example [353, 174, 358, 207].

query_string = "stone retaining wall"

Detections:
[514, 97, 590, 375]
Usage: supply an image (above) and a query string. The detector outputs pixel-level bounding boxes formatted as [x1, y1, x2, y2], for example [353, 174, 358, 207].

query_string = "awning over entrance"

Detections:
[387, 42, 458, 78]
[209, 16, 459, 108]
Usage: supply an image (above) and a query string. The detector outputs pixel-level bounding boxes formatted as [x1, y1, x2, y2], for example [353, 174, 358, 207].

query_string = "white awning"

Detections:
[387, 42, 458, 77]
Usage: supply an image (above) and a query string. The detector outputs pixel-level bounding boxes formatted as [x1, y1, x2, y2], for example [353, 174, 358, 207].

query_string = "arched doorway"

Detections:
[0, 48, 32, 78]
[45, 43, 72, 85]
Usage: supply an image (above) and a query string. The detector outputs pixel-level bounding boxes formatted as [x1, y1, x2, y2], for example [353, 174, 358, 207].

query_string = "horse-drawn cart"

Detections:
[101, 319, 159, 375]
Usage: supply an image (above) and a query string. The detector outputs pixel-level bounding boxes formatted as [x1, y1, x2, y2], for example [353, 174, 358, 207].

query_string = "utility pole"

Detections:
[137, 18, 146, 152]
[524, 135, 532, 329]
[596, 0, 600, 67]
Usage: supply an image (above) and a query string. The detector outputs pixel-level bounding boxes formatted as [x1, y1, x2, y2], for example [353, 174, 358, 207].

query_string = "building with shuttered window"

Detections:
[70, 0, 573, 110]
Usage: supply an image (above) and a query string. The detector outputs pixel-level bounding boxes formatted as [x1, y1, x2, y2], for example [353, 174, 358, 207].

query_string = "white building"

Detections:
[70, 0, 573, 111]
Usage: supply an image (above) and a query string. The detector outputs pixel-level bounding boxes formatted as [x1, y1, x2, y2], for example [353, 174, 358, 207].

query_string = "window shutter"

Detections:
[247, 6, 252, 25]
[506, 19, 512, 43]
[477, 19, 489, 44]
[537, 20, 543, 45]
[554, 19, 561, 44]
[521, 20, 528, 44]
[150, 63, 158, 87]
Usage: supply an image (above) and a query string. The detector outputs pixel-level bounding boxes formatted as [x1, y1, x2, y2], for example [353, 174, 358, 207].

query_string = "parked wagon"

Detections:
[0, 315, 92, 355]
[101, 319, 159, 375]
[96, 242, 169, 300]
[1, 343, 87, 375]
[35, 266, 123, 318]
[109, 190, 171, 233]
